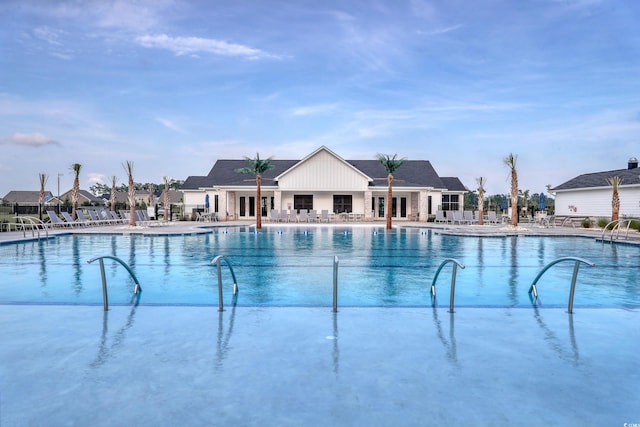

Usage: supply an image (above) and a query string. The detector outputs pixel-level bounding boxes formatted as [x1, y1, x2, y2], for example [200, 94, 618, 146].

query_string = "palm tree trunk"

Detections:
[256, 174, 262, 230]
[510, 169, 518, 226]
[386, 174, 393, 230]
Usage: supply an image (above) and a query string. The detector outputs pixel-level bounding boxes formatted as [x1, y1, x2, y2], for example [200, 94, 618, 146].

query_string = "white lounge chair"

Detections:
[298, 209, 309, 222]
[46, 211, 72, 228]
[487, 211, 499, 224]
[435, 210, 447, 223]
[320, 210, 329, 222]
[463, 210, 475, 224]
[61, 211, 86, 227]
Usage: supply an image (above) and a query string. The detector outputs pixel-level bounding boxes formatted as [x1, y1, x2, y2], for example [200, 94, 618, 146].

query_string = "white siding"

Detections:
[555, 186, 640, 217]
[278, 149, 370, 191]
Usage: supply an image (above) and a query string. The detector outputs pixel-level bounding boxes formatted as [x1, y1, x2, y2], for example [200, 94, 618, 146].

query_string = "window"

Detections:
[400, 197, 407, 218]
[333, 195, 352, 213]
[294, 195, 313, 212]
[214, 195, 219, 213]
[441, 194, 459, 211]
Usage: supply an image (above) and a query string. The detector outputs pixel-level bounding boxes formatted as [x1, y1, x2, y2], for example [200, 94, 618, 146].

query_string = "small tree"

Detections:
[608, 176, 622, 222]
[376, 153, 406, 230]
[110, 176, 117, 210]
[503, 153, 519, 226]
[236, 153, 273, 230]
[476, 177, 486, 225]
[38, 173, 48, 221]
[70, 163, 82, 219]
[123, 161, 136, 226]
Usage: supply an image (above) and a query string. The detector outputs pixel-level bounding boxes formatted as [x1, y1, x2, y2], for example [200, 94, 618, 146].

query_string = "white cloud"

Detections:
[87, 172, 107, 185]
[292, 104, 338, 116]
[0, 132, 59, 147]
[135, 34, 276, 59]
[419, 24, 463, 36]
[156, 117, 186, 134]
[33, 26, 64, 45]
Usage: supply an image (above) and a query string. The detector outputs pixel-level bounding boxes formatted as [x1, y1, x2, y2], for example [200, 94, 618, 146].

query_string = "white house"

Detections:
[182, 146, 466, 222]
[551, 157, 640, 218]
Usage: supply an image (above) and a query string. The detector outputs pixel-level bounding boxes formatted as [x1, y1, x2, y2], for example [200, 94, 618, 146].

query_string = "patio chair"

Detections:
[320, 210, 329, 222]
[309, 210, 318, 222]
[463, 210, 475, 224]
[278, 210, 289, 222]
[46, 211, 72, 228]
[435, 210, 447, 223]
[486, 211, 499, 224]
[452, 211, 467, 224]
[298, 209, 309, 222]
[61, 211, 85, 227]
[76, 210, 97, 226]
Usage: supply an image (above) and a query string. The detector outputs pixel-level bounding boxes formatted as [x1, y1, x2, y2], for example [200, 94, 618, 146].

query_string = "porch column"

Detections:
[274, 190, 282, 211]
[419, 190, 428, 222]
[364, 190, 373, 221]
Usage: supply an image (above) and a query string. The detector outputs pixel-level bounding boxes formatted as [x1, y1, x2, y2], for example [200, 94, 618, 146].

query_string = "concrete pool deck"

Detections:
[1, 304, 638, 426]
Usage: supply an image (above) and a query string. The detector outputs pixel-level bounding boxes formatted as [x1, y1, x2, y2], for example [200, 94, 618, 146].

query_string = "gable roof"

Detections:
[182, 145, 465, 191]
[552, 166, 640, 191]
[275, 146, 372, 182]
[2, 190, 54, 204]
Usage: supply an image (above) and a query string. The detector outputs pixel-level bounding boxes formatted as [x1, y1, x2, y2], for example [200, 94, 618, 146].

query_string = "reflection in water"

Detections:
[90, 302, 139, 368]
[507, 237, 518, 306]
[332, 312, 339, 375]
[215, 304, 237, 371]
[531, 306, 579, 366]
[38, 241, 47, 284]
[72, 235, 83, 295]
[431, 308, 457, 364]
[163, 236, 171, 276]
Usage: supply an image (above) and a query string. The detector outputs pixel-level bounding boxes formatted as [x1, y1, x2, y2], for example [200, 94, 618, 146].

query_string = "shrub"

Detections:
[597, 218, 610, 228]
[581, 218, 593, 228]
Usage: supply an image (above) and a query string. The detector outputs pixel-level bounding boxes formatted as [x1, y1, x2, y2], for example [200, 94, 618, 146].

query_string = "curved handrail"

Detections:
[430, 258, 465, 313]
[211, 255, 239, 312]
[15, 216, 49, 239]
[528, 256, 595, 313]
[601, 219, 633, 242]
[87, 255, 142, 310]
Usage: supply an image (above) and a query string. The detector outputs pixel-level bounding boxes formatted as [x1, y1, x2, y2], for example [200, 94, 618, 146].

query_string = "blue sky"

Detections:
[1, 0, 639, 197]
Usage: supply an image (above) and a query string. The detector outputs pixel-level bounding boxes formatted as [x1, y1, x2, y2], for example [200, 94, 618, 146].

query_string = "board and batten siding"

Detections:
[277, 149, 370, 191]
[555, 186, 640, 217]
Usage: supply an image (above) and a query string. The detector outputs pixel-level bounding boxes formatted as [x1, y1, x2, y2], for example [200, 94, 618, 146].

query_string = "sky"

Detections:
[1, 0, 639, 197]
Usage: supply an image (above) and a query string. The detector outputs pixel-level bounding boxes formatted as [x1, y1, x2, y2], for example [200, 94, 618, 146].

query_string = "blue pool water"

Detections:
[1, 226, 638, 308]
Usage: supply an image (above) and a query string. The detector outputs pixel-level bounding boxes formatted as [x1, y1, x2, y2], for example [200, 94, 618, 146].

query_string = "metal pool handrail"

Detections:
[430, 258, 465, 313]
[211, 255, 238, 312]
[600, 219, 632, 242]
[15, 216, 49, 239]
[528, 256, 595, 314]
[87, 255, 142, 311]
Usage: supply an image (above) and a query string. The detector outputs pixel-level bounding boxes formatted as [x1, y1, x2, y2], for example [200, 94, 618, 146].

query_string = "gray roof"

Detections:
[2, 190, 54, 203]
[440, 177, 467, 192]
[184, 159, 457, 190]
[552, 166, 640, 191]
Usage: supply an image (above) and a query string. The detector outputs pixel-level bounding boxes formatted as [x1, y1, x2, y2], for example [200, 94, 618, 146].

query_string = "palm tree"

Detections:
[163, 176, 172, 221]
[376, 153, 406, 230]
[521, 189, 530, 217]
[608, 176, 622, 222]
[70, 163, 82, 220]
[503, 153, 518, 226]
[110, 176, 117, 211]
[236, 153, 273, 230]
[476, 177, 486, 225]
[123, 161, 136, 226]
[38, 173, 48, 221]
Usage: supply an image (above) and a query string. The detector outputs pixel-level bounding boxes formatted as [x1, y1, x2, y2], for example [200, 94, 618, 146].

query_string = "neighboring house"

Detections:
[182, 145, 466, 222]
[551, 157, 640, 218]
[99, 190, 183, 207]
[51, 189, 103, 206]
[2, 190, 54, 205]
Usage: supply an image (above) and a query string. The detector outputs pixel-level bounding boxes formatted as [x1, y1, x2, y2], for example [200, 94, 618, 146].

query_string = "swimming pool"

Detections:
[1, 226, 638, 426]
[1, 226, 638, 308]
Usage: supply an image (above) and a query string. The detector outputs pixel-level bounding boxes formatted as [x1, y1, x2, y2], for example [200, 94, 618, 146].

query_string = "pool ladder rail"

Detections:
[528, 257, 595, 314]
[601, 219, 633, 242]
[87, 255, 142, 311]
[430, 258, 465, 313]
[211, 255, 238, 312]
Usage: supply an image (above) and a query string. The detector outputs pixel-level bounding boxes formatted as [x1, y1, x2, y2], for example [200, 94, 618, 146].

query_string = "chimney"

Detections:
[628, 157, 638, 170]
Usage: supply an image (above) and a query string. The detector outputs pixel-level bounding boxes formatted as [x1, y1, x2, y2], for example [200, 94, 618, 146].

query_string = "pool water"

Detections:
[1, 227, 638, 308]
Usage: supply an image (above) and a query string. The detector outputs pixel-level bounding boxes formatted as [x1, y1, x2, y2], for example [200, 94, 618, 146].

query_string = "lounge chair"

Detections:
[309, 210, 318, 222]
[46, 211, 73, 228]
[298, 209, 309, 222]
[61, 211, 86, 227]
[452, 211, 466, 224]
[320, 210, 329, 222]
[278, 210, 289, 222]
[486, 211, 499, 224]
[76, 210, 99, 226]
[463, 210, 475, 224]
[435, 210, 447, 223]
[269, 209, 278, 222]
